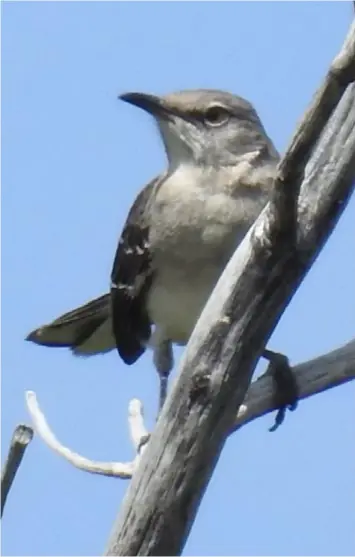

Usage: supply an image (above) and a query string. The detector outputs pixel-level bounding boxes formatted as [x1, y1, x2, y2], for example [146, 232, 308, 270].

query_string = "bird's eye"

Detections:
[204, 105, 230, 127]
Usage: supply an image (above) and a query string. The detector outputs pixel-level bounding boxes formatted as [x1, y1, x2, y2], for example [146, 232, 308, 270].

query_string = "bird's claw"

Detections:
[262, 349, 299, 432]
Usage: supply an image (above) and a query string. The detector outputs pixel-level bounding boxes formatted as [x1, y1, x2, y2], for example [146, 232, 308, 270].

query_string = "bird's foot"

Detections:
[262, 349, 299, 432]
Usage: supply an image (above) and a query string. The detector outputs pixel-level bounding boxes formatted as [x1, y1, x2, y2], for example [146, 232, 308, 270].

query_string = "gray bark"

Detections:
[104, 21, 355, 556]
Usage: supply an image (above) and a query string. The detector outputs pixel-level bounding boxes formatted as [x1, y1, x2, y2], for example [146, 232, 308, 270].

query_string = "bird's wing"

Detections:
[26, 176, 162, 362]
[26, 293, 115, 356]
[110, 176, 163, 365]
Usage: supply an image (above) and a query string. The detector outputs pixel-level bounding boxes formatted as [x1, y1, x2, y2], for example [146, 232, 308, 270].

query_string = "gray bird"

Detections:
[27, 89, 280, 410]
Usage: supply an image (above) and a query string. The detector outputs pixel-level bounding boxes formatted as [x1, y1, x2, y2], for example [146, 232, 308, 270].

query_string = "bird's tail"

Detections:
[26, 294, 115, 356]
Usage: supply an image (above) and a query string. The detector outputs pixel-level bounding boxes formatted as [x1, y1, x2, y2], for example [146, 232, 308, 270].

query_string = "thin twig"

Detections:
[1, 424, 34, 517]
[25, 392, 149, 478]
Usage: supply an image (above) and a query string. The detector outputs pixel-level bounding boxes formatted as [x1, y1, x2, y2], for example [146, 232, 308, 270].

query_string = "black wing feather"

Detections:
[110, 177, 161, 365]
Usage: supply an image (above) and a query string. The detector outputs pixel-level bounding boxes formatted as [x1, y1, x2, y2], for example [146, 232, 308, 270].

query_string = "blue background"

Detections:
[2, 2, 355, 556]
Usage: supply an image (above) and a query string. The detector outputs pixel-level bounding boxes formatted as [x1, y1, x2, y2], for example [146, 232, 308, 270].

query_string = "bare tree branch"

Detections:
[1, 424, 33, 517]
[25, 339, 355, 482]
[25, 393, 149, 478]
[104, 21, 355, 556]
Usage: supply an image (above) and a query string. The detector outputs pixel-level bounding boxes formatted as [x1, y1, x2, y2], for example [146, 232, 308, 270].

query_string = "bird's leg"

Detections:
[153, 340, 174, 417]
[262, 349, 299, 432]
[158, 373, 169, 415]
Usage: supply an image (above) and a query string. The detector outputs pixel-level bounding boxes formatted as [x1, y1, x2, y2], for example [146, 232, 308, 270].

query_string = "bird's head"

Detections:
[119, 89, 278, 169]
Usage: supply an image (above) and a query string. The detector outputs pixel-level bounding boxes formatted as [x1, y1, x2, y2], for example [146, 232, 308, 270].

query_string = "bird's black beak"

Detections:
[119, 92, 175, 121]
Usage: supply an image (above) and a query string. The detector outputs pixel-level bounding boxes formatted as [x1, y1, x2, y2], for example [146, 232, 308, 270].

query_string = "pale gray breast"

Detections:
[146, 163, 271, 342]
[149, 164, 269, 266]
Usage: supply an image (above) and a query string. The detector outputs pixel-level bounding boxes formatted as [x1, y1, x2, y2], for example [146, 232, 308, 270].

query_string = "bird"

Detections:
[26, 89, 280, 411]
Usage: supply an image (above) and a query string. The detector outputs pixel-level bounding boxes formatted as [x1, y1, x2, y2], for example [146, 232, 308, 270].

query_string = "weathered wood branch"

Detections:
[25, 339, 355, 481]
[25, 393, 149, 478]
[104, 21, 355, 557]
[1, 424, 33, 517]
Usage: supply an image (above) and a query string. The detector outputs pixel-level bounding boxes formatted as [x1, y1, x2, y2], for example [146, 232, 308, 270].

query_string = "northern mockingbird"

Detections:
[27, 89, 286, 411]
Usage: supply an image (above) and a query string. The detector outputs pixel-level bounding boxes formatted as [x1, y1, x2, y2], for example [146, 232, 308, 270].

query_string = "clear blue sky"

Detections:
[2, 2, 355, 556]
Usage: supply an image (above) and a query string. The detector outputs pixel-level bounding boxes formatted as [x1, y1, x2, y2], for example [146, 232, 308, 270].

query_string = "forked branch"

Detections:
[25, 339, 355, 479]
[25, 393, 149, 478]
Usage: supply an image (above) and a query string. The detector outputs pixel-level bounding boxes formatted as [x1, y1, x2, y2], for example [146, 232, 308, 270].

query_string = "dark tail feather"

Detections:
[26, 294, 115, 356]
